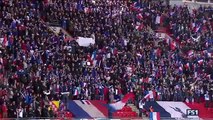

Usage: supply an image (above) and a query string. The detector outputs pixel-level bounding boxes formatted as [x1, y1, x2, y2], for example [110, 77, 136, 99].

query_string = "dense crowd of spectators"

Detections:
[0, 0, 212, 118]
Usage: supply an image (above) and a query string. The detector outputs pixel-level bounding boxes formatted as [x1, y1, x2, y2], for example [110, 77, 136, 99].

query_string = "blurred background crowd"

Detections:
[0, 0, 212, 118]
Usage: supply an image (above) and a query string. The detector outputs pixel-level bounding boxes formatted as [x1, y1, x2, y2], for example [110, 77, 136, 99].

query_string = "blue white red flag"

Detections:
[108, 93, 135, 112]
[150, 112, 160, 120]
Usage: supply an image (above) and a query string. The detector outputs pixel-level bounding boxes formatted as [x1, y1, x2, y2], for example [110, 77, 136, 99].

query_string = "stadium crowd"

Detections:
[0, 0, 213, 118]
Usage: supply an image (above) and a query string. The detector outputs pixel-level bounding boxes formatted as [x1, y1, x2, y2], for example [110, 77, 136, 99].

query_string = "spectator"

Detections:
[1, 102, 7, 118]
[139, 99, 145, 117]
[16, 106, 24, 118]
[205, 91, 210, 108]
[35, 106, 42, 118]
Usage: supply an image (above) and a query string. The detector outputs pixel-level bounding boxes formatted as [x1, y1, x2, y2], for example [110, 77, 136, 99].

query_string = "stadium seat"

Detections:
[122, 113, 127, 117]
[112, 105, 138, 118]
[132, 112, 137, 117]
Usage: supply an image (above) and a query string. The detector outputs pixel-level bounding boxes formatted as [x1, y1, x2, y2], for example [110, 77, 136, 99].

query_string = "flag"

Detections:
[144, 90, 154, 100]
[188, 50, 194, 57]
[206, 74, 211, 79]
[130, 2, 142, 11]
[207, 52, 212, 57]
[2, 36, 8, 47]
[155, 48, 162, 57]
[136, 13, 143, 20]
[150, 112, 160, 120]
[179, 66, 183, 75]
[141, 77, 149, 83]
[170, 41, 176, 50]
[84, 7, 90, 14]
[198, 59, 204, 65]
[137, 53, 142, 57]
[49, 101, 60, 112]
[111, 48, 118, 56]
[135, 23, 144, 31]
[164, 38, 170, 45]
[59, 101, 66, 111]
[194, 25, 201, 33]
[184, 63, 190, 70]
[206, 41, 209, 47]
[108, 93, 135, 112]
[191, 35, 200, 42]
[91, 51, 97, 60]
[67, 100, 107, 118]
[144, 101, 204, 119]
[74, 88, 79, 96]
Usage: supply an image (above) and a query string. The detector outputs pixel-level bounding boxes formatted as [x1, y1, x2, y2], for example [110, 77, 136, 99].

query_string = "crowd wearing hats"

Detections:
[0, 0, 213, 118]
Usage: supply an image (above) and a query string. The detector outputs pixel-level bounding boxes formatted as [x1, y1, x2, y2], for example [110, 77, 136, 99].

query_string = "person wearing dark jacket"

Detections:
[35, 107, 42, 118]
[27, 107, 34, 118]
[8, 102, 17, 118]
[41, 106, 49, 118]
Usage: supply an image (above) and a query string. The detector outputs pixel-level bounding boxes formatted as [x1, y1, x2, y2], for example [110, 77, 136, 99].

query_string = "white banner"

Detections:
[76, 37, 95, 47]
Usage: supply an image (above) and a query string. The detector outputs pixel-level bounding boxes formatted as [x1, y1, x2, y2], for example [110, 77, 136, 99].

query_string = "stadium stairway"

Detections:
[49, 20, 60, 26]
[128, 104, 140, 115]
[48, 26, 72, 39]
[61, 28, 73, 39]
[42, 19, 73, 40]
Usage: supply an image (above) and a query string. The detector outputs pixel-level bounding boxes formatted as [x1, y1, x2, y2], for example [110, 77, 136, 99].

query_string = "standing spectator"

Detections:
[205, 91, 210, 108]
[2, 102, 8, 118]
[35, 107, 42, 118]
[8, 101, 17, 118]
[139, 99, 145, 117]
[194, 87, 201, 103]
[16, 106, 24, 118]
[27, 106, 34, 118]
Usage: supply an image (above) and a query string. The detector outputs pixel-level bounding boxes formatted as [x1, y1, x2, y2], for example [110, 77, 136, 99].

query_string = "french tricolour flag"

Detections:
[137, 13, 143, 20]
[135, 23, 144, 31]
[2, 36, 8, 47]
[179, 66, 183, 75]
[198, 59, 204, 65]
[188, 50, 194, 57]
[91, 51, 97, 60]
[144, 91, 153, 99]
[184, 63, 190, 70]
[150, 112, 160, 120]
[74, 88, 78, 96]
[194, 25, 201, 33]
[108, 93, 134, 112]
[131, 2, 142, 12]
[170, 41, 177, 50]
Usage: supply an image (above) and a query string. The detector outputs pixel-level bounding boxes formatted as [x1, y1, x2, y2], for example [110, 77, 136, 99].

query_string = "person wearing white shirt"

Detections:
[204, 91, 210, 108]
[139, 99, 145, 117]
[17, 107, 23, 118]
